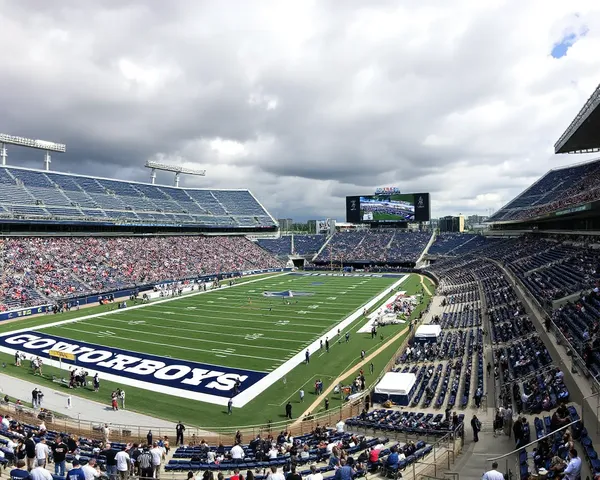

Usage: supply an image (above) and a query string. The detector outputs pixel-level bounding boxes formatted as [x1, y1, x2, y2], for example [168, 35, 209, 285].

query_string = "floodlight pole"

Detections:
[0, 143, 6, 166]
[144, 160, 206, 187]
[44, 151, 51, 171]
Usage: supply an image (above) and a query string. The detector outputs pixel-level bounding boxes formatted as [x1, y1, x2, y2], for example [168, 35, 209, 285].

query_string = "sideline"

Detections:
[420, 275, 433, 296]
[294, 323, 410, 424]
[294, 279, 435, 423]
[233, 276, 408, 407]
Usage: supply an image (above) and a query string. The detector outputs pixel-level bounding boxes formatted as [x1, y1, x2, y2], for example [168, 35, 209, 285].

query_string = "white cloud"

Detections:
[0, 0, 599, 221]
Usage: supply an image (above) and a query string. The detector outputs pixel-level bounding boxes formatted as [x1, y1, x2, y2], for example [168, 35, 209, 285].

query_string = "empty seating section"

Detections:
[428, 234, 480, 255]
[0, 166, 276, 229]
[488, 158, 600, 222]
[294, 235, 326, 255]
[553, 290, 600, 377]
[314, 232, 429, 264]
[0, 236, 283, 312]
[257, 237, 292, 256]
[428, 235, 600, 303]
[346, 410, 463, 436]
[425, 255, 570, 422]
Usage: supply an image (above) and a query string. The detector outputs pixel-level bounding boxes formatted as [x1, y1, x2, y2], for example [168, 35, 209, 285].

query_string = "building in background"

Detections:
[278, 218, 293, 232]
[439, 215, 465, 233]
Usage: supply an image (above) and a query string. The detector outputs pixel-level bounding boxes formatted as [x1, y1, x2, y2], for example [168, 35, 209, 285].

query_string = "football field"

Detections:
[40, 273, 400, 372]
[0, 272, 432, 427]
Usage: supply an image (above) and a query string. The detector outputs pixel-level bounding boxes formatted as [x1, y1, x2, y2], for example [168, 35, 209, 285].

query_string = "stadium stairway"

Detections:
[444, 235, 478, 256]
[311, 234, 334, 262]
[416, 232, 436, 266]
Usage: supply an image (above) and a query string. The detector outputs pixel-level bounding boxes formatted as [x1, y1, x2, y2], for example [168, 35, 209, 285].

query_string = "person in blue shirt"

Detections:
[334, 459, 355, 480]
[386, 446, 400, 470]
[66, 459, 85, 480]
[10, 460, 30, 480]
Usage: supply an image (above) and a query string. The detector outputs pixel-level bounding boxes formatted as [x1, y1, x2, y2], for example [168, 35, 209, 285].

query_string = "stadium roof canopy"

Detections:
[555, 82, 600, 154]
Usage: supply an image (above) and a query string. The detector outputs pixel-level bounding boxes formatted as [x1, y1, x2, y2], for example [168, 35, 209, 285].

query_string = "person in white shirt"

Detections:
[1, 415, 10, 429]
[115, 446, 130, 480]
[482, 462, 505, 480]
[563, 449, 582, 480]
[306, 465, 323, 480]
[336, 420, 345, 434]
[230, 443, 244, 460]
[268, 446, 279, 459]
[29, 459, 53, 480]
[266, 466, 285, 480]
[82, 458, 100, 480]
[150, 442, 164, 479]
[35, 438, 49, 466]
[5, 439, 16, 454]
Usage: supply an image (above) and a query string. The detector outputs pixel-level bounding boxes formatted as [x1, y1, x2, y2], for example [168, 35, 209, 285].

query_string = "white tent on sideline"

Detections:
[372, 372, 417, 406]
[414, 324, 442, 343]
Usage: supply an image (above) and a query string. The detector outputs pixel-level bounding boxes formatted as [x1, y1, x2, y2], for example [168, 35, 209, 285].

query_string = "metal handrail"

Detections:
[487, 419, 580, 462]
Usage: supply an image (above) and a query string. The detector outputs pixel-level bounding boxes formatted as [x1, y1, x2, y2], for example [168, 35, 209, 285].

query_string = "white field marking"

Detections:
[217, 297, 228, 300]
[233, 275, 408, 407]
[153, 302, 354, 314]
[207, 301, 214, 303]
[131, 308, 327, 328]
[95, 316, 309, 342]
[54, 322, 293, 352]
[58, 325, 285, 363]
[0, 271, 291, 339]
[105, 314, 317, 336]
[244, 333, 264, 341]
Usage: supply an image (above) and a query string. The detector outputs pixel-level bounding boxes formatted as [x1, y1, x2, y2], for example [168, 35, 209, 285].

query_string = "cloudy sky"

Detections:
[1, 0, 599, 221]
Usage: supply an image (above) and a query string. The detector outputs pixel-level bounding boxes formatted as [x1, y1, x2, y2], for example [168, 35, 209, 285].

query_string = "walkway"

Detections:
[0, 372, 175, 429]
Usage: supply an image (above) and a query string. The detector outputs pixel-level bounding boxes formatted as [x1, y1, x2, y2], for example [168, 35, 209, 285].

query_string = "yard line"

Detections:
[56, 326, 286, 364]
[109, 313, 320, 335]
[116, 310, 328, 331]
[55, 322, 296, 352]
[95, 316, 311, 343]
[143, 307, 332, 327]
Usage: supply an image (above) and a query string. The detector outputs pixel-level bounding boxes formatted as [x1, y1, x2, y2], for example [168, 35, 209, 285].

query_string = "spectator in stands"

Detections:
[9, 460, 29, 480]
[306, 465, 323, 480]
[29, 459, 52, 480]
[471, 415, 481, 442]
[482, 461, 504, 480]
[52, 436, 68, 477]
[115, 445, 130, 480]
[335, 458, 355, 480]
[83, 458, 100, 480]
[563, 448, 582, 480]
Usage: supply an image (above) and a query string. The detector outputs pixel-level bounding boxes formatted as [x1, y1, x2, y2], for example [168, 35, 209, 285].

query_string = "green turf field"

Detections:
[0, 272, 433, 429]
[39, 273, 400, 372]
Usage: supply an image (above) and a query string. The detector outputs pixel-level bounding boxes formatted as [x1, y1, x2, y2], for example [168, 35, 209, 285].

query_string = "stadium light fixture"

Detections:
[0, 133, 67, 171]
[145, 160, 206, 187]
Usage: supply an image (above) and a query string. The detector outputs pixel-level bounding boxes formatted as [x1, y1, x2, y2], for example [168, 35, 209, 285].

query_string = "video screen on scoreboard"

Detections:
[360, 194, 416, 222]
[346, 193, 430, 223]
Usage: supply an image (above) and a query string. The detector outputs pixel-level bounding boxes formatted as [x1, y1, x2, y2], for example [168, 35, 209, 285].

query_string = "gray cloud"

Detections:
[0, 0, 599, 222]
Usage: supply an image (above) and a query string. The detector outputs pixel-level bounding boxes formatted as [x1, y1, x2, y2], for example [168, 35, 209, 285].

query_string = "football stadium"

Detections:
[1, 7, 600, 480]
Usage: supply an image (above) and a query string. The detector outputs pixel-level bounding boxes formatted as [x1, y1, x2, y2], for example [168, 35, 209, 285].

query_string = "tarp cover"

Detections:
[415, 324, 442, 339]
[374, 372, 417, 396]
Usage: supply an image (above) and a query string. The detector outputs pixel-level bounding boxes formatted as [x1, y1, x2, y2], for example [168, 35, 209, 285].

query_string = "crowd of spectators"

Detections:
[314, 231, 430, 264]
[0, 236, 283, 311]
[489, 158, 600, 222]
